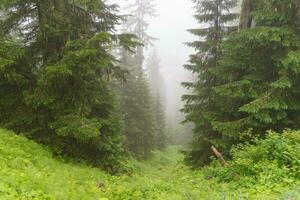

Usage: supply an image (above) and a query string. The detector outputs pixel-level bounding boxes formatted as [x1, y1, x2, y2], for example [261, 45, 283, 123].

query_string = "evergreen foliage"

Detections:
[182, 0, 239, 166]
[147, 49, 165, 102]
[212, 0, 300, 148]
[118, 61, 156, 159]
[117, 0, 158, 159]
[147, 49, 168, 150]
[153, 94, 167, 150]
[184, 0, 300, 168]
[0, 0, 138, 172]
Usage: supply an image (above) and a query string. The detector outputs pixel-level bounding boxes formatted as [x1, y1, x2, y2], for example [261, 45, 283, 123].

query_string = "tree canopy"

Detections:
[0, 0, 139, 172]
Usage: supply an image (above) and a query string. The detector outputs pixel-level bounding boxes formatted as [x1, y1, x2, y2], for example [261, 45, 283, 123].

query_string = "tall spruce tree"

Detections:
[118, 51, 156, 158]
[147, 49, 165, 104]
[184, 0, 300, 167]
[211, 0, 300, 149]
[118, 0, 157, 159]
[182, 0, 239, 166]
[153, 94, 167, 150]
[0, 0, 138, 172]
[147, 49, 167, 150]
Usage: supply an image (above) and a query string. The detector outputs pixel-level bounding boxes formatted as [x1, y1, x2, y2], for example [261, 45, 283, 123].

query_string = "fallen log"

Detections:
[210, 146, 227, 166]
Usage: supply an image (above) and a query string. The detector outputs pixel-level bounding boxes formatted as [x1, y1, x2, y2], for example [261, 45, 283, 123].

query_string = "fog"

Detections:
[111, 0, 197, 136]
[147, 0, 196, 131]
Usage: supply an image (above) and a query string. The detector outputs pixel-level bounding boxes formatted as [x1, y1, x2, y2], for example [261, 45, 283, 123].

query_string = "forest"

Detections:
[0, 0, 299, 199]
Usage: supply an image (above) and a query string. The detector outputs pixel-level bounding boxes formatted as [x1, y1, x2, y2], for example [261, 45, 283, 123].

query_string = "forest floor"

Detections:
[0, 128, 297, 200]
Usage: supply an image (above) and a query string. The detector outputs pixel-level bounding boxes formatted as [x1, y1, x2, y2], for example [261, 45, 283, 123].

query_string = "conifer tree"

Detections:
[125, 0, 156, 68]
[0, 0, 138, 172]
[147, 49, 168, 150]
[182, 0, 239, 166]
[211, 0, 300, 148]
[117, 49, 156, 158]
[154, 94, 167, 150]
[118, 0, 157, 158]
[147, 49, 165, 104]
[184, 0, 300, 168]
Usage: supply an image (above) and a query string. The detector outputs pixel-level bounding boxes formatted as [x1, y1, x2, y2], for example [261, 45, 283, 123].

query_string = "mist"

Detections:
[147, 0, 196, 133]
[1, 0, 298, 197]
[111, 0, 197, 143]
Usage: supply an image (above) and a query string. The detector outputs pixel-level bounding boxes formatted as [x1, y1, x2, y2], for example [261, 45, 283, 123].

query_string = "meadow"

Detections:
[0, 129, 298, 200]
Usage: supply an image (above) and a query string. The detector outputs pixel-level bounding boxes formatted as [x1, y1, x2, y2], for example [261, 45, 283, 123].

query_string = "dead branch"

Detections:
[210, 146, 227, 166]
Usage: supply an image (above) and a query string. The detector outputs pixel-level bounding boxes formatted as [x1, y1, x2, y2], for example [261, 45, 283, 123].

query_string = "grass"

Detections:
[0, 128, 298, 199]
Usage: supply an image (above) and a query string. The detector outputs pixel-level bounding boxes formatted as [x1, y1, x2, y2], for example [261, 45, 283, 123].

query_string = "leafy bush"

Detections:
[205, 130, 300, 188]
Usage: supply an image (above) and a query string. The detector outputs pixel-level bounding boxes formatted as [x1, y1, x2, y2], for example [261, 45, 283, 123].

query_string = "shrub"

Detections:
[205, 130, 300, 187]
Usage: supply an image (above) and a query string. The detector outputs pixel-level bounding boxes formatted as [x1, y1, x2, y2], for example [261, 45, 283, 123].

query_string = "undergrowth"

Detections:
[0, 128, 298, 199]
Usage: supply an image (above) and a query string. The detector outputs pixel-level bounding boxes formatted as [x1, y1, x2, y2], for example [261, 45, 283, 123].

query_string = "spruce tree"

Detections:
[118, 49, 156, 158]
[153, 94, 167, 150]
[147, 49, 168, 150]
[0, 0, 138, 172]
[184, 0, 300, 168]
[147, 49, 166, 105]
[118, 0, 157, 159]
[211, 0, 300, 148]
[182, 0, 239, 166]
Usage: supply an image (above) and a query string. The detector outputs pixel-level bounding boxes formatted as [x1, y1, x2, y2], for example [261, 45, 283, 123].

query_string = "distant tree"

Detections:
[118, 50, 156, 158]
[153, 94, 167, 150]
[147, 49, 165, 104]
[146, 49, 168, 150]
[125, 0, 157, 67]
[117, 0, 157, 158]
[182, 0, 239, 166]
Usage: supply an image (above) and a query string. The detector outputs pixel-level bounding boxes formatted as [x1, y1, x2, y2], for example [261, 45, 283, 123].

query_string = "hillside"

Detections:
[0, 128, 298, 200]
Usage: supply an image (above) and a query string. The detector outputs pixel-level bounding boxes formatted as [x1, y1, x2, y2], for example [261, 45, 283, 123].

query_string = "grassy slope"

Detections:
[0, 129, 298, 200]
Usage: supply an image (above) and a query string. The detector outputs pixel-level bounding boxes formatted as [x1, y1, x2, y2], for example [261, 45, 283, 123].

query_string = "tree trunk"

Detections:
[36, 0, 68, 63]
[239, 0, 254, 30]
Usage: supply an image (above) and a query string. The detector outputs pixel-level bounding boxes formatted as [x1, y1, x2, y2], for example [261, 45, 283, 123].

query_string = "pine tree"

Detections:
[154, 94, 167, 150]
[184, 0, 300, 168]
[0, 0, 138, 172]
[125, 0, 156, 68]
[147, 49, 168, 150]
[117, 0, 157, 159]
[147, 49, 165, 104]
[182, 0, 239, 166]
[211, 0, 300, 148]
[118, 49, 156, 158]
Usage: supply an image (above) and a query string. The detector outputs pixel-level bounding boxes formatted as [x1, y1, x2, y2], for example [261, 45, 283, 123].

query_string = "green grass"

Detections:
[0, 128, 298, 199]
